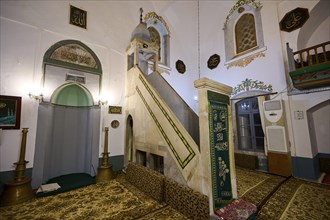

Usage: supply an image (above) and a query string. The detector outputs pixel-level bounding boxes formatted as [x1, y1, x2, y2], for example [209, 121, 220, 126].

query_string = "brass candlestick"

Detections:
[0, 128, 35, 206]
[96, 127, 114, 182]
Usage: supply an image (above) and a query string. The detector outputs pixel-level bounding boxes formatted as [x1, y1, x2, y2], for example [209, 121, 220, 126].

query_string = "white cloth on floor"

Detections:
[37, 183, 61, 193]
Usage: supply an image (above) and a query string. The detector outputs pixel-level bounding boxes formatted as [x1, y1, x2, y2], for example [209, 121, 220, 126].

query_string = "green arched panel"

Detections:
[51, 84, 94, 107]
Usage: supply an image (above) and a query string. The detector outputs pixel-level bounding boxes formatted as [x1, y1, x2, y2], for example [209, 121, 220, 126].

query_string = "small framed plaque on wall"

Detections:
[70, 5, 87, 29]
[0, 95, 21, 129]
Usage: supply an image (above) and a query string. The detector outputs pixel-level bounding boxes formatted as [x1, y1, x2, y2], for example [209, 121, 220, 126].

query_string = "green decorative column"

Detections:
[195, 78, 237, 213]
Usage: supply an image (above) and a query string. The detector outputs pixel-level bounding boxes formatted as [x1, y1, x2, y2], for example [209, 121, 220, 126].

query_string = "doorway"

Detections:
[125, 115, 134, 165]
[236, 97, 265, 152]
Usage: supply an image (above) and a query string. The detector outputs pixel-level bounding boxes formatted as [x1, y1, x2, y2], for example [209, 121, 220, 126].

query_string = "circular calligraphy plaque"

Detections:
[111, 120, 120, 129]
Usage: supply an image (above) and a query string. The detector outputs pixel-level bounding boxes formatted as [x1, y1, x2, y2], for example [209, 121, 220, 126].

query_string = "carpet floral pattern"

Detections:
[236, 167, 272, 197]
[258, 178, 330, 220]
[236, 167, 285, 208]
[0, 179, 166, 220]
[137, 206, 190, 220]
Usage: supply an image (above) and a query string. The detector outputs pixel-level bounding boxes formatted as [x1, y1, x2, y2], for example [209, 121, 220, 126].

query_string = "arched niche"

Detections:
[145, 12, 171, 70]
[51, 83, 94, 107]
[42, 40, 102, 104]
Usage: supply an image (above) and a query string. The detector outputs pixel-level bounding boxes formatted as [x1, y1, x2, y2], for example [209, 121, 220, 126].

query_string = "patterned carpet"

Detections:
[257, 177, 330, 220]
[137, 206, 189, 220]
[0, 178, 166, 220]
[236, 167, 285, 208]
[1, 169, 329, 220]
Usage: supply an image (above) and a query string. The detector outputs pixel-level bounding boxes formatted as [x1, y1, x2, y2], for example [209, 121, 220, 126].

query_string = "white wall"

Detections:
[0, 0, 152, 171]
[1, 0, 329, 173]
[310, 103, 330, 155]
[278, 0, 330, 158]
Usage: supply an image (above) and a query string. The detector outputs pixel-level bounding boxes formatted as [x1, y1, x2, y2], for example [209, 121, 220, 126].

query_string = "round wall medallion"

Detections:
[111, 120, 120, 128]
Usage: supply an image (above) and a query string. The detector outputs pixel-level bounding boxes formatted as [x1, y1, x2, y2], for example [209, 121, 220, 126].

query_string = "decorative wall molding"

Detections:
[232, 78, 273, 95]
[226, 52, 265, 69]
[224, 0, 263, 27]
[44, 40, 102, 74]
[144, 12, 171, 35]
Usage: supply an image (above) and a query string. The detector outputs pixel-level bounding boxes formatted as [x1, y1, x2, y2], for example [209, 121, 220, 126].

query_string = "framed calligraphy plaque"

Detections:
[208, 54, 221, 70]
[280, 8, 309, 32]
[0, 95, 21, 129]
[176, 60, 186, 74]
[109, 106, 122, 114]
[70, 5, 87, 29]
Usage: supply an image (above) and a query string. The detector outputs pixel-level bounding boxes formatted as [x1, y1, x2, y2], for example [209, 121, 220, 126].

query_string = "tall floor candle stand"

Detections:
[0, 128, 35, 206]
[96, 127, 114, 182]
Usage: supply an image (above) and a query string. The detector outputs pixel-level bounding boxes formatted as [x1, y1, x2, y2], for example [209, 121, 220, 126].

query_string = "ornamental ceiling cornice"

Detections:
[144, 12, 171, 35]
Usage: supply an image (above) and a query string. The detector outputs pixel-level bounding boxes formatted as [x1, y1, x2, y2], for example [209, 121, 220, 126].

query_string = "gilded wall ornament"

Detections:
[144, 12, 171, 35]
[227, 52, 265, 69]
[109, 106, 122, 114]
[207, 54, 221, 70]
[232, 78, 273, 95]
[176, 60, 186, 74]
[50, 44, 98, 69]
[224, 0, 263, 27]
[111, 120, 120, 129]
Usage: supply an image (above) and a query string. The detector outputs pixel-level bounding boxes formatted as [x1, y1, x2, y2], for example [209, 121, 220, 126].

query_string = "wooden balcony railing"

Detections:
[287, 41, 330, 71]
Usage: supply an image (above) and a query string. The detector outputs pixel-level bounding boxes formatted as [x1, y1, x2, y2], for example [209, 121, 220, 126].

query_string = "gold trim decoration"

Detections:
[227, 52, 265, 69]
[224, 0, 263, 27]
[232, 78, 273, 95]
[144, 12, 171, 35]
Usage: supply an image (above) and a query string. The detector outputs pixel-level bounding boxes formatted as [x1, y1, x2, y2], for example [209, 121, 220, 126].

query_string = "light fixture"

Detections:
[240, 102, 250, 110]
[98, 100, 108, 106]
[28, 93, 43, 101]
[194, 95, 198, 102]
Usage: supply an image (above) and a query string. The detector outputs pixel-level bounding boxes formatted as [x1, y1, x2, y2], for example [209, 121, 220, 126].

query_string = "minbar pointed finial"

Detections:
[140, 8, 143, 23]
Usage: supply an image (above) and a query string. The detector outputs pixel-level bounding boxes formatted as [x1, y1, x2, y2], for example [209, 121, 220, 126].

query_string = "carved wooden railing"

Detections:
[287, 41, 330, 71]
[287, 41, 330, 90]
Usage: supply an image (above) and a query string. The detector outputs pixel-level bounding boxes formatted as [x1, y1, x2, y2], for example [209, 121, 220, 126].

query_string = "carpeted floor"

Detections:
[235, 166, 330, 219]
[0, 178, 167, 220]
[257, 177, 330, 220]
[236, 167, 285, 209]
[1, 169, 329, 220]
